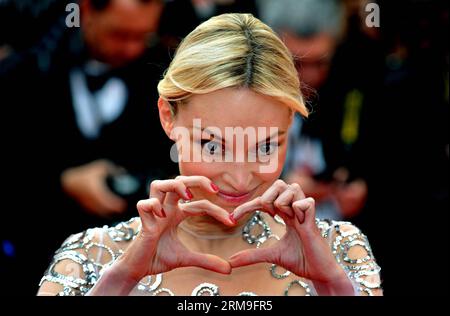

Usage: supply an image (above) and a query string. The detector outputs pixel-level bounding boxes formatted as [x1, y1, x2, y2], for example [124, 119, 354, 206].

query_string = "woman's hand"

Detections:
[125, 175, 234, 277]
[88, 176, 234, 295]
[228, 180, 355, 295]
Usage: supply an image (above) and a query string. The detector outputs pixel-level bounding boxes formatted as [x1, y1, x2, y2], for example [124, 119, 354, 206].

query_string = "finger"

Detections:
[136, 198, 164, 218]
[289, 182, 306, 200]
[180, 252, 231, 275]
[231, 180, 288, 219]
[232, 197, 262, 221]
[178, 199, 235, 226]
[273, 187, 296, 218]
[292, 197, 315, 226]
[150, 179, 192, 204]
[175, 175, 219, 194]
[228, 247, 277, 268]
[150, 176, 219, 205]
[259, 180, 288, 215]
[165, 175, 219, 205]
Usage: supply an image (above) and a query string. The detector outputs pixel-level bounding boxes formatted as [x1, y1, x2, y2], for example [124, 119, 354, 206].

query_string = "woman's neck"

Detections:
[177, 214, 254, 257]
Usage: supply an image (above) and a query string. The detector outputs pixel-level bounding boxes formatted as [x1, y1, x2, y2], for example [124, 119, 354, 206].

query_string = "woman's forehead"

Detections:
[176, 88, 292, 128]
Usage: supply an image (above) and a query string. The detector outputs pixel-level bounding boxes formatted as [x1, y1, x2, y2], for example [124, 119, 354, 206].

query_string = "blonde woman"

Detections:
[37, 13, 382, 296]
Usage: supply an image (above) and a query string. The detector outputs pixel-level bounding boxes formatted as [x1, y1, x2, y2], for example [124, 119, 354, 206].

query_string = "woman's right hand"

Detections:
[88, 176, 234, 295]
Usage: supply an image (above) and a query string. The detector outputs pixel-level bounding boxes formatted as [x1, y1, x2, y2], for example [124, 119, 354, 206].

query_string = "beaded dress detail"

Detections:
[39, 212, 382, 296]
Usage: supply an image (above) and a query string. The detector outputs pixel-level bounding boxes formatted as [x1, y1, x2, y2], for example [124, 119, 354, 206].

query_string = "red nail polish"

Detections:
[211, 183, 219, 192]
[185, 188, 193, 199]
[229, 213, 237, 225]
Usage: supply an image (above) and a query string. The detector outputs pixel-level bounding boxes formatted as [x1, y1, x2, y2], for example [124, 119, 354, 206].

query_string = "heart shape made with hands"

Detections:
[137, 177, 340, 283]
[163, 197, 315, 273]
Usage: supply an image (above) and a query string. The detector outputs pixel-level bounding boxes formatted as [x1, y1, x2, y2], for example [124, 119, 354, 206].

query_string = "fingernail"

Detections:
[185, 188, 193, 200]
[211, 183, 219, 192]
[229, 213, 237, 225]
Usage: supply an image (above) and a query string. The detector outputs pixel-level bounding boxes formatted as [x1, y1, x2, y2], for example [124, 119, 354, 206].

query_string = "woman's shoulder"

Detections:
[56, 216, 142, 256]
[315, 218, 366, 239]
[315, 218, 383, 296]
[37, 217, 141, 296]
[315, 217, 378, 266]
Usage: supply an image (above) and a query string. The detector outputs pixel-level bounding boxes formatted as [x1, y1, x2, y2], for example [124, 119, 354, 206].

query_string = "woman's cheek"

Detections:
[254, 153, 286, 194]
[261, 145, 287, 179]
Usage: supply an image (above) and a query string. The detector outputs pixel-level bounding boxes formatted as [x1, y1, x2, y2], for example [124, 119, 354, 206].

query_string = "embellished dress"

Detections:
[39, 212, 383, 296]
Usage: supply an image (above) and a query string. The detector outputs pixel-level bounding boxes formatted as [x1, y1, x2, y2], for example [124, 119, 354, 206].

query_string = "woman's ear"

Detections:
[158, 97, 175, 140]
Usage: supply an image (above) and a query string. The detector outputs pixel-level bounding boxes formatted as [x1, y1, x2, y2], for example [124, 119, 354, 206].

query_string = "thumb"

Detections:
[229, 247, 277, 268]
[292, 197, 316, 225]
[180, 252, 232, 275]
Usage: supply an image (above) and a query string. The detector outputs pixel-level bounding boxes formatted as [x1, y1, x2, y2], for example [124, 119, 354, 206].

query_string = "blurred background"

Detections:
[0, 0, 448, 296]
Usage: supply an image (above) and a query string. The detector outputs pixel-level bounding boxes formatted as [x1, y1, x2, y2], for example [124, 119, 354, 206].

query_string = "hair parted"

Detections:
[157, 13, 308, 117]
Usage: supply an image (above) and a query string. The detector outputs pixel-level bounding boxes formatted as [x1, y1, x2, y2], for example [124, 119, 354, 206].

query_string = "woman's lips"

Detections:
[217, 188, 254, 204]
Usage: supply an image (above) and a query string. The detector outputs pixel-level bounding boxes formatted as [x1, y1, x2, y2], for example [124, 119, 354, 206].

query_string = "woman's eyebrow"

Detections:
[262, 130, 286, 141]
[189, 126, 224, 142]
[189, 126, 286, 142]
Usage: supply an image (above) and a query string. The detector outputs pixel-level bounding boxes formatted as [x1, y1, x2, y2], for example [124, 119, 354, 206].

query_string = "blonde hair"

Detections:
[157, 13, 308, 117]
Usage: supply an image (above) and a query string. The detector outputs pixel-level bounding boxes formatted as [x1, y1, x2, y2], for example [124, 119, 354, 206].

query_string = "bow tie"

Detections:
[84, 72, 114, 92]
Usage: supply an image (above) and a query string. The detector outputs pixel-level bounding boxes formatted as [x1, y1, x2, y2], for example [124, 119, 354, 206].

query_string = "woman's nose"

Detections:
[222, 163, 255, 192]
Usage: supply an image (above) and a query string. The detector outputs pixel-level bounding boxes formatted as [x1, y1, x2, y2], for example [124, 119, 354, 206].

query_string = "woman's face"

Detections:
[160, 88, 293, 213]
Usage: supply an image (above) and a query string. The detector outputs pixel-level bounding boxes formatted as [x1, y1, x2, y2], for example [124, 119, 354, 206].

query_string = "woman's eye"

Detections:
[258, 142, 278, 156]
[201, 140, 223, 155]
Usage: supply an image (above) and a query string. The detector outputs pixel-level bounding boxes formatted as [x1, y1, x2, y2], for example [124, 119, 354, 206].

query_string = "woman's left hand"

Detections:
[229, 180, 355, 295]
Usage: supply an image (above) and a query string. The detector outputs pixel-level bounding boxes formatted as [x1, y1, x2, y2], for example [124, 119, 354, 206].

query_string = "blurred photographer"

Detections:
[56, 0, 167, 218]
[1, 0, 176, 293]
[258, 0, 383, 220]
